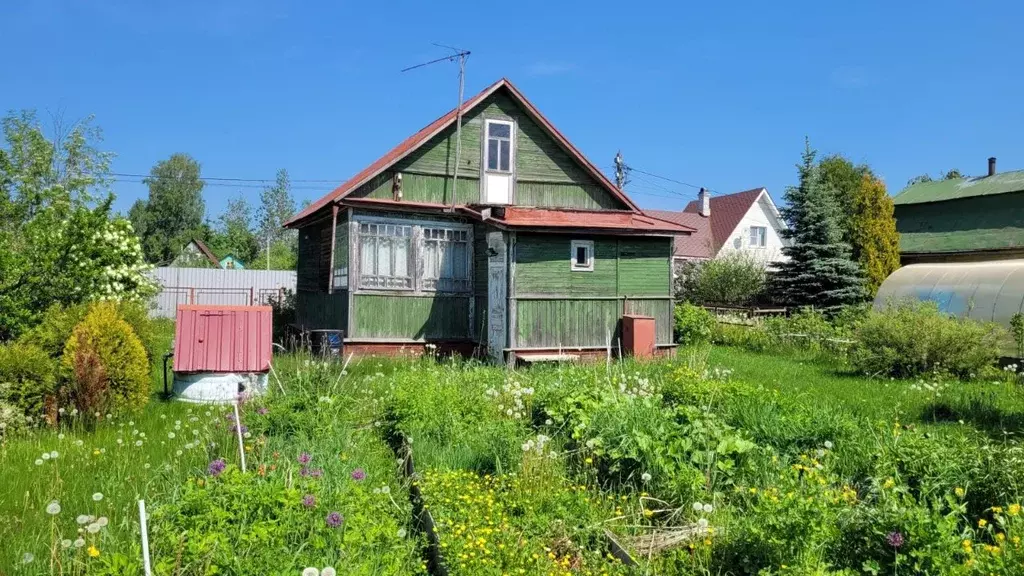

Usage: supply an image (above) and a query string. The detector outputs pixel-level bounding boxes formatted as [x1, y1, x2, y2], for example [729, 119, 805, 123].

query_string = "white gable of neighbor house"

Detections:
[715, 191, 789, 263]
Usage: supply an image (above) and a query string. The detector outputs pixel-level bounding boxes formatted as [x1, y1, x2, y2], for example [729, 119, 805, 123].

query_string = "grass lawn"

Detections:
[707, 345, 1024, 438]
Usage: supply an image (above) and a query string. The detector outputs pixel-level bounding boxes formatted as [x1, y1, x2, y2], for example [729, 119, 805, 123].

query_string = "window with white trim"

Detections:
[422, 227, 471, 292]
[570, 240, 594, 272]
[485, 119, 513, 173]
[358, 222, 412, 289]
[749, 226, 767, 248]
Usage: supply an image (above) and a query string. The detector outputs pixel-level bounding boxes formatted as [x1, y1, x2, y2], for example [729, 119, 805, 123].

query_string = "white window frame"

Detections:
[421, 226, 472, 293]
[357, 222, 414, 290]
[484, 119, 514, 174]
[749, 226, 768, 248]
[570, 240, 594, 272]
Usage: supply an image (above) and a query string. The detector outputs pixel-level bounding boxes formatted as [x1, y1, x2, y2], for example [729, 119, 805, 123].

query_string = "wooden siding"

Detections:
[347, 90, 625, 210]
[617, 238, 672, 296]
[296, 290, 348, 331]
[297, 220, 329, 292]
[473, 224, 490, 341]
[515, 297, 673, 348]
[624, 298, 674, 345]
[514, 235, 672, 297]
[351, 294, 471, 339]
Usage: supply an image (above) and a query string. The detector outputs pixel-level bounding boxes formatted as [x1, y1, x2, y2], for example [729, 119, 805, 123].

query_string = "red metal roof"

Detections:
[173, 305, 273, 373]
[478, 206, 694, 234]
[284, 78, 641, 228]
[646, 188, 769, 258]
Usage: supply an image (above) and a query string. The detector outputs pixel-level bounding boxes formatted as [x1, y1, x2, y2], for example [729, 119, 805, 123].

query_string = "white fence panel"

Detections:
[149, 268, 296, 318]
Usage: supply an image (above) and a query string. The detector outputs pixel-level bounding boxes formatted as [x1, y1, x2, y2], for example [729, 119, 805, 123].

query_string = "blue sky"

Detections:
[3, 0, 1023, 218]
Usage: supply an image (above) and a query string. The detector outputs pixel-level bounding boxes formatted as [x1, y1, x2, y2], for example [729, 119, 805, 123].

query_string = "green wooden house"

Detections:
[894, 158, 1024, 264]
[284, 78, 692, 363]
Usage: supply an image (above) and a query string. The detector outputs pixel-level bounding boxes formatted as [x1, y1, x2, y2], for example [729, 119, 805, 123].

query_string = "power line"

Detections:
[105, 172, 341, 184]
[627, 166, 711, 192]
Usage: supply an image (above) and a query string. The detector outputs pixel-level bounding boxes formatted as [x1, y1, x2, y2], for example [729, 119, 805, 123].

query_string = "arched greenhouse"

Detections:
[874, 260, 1024, 333]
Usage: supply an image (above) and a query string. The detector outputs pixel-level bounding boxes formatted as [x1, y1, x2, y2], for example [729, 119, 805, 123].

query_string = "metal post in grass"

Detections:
[233, 401, 247, 473]
[138, 500, 152, 576]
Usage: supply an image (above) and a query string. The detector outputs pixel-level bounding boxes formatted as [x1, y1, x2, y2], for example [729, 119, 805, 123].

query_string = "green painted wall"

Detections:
[352, 294, 470, 340]
[473, 224, 490, 341]
[297, 220, 330, 292]
[348, 88, 626, 210]
[512, 233, 673, 348]
[514, 235, 671, 297]
[296, 291, 348, 331]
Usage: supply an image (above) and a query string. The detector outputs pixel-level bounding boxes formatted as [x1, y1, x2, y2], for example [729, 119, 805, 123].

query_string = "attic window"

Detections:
[749, 226, 767, 247]
[570, 240, 594, 272]
[485, 119, 513, 173]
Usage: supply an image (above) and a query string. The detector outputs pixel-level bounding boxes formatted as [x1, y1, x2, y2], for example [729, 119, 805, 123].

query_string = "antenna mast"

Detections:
[402, 45, 471, 211]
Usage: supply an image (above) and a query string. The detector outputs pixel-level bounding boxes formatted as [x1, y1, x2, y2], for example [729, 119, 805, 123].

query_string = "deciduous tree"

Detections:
[131, 153, 205, 264]
[851, 174, 900, 296]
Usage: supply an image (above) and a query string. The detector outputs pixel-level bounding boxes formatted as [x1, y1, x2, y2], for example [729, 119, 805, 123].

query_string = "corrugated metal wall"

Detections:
[150, 267, 296, 318]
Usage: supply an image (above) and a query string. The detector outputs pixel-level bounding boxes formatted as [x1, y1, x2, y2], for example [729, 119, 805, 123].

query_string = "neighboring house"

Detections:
[171, 239, 248, 270]
[894, 157, 1024, 264]
[646, 187, 788, 267]
[283, 78, 693, 363]
[219, 254, 246, 270]
[171, 239, 222, 268]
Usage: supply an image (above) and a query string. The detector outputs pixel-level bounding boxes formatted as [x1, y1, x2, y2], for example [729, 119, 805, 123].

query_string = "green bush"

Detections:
[676, 252, 768, 305]
[22, 301, 160, 362]
[61, 302, 150, 413]
[674, 301, 716, 345]
[0, 341, 57, 422]
[851, 301, 1006, 378]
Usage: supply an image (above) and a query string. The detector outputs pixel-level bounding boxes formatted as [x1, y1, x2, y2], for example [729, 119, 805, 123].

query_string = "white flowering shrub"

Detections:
[68, 218, 156, 302]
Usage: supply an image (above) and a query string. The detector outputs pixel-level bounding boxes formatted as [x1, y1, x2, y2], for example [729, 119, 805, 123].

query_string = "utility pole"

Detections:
[402, 44, 471, 211]
[614, 151, 630, 190]
[266, 234, 270, 270]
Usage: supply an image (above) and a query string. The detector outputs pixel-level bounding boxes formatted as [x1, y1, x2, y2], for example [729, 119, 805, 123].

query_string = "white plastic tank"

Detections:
[173, 372, 269, 404]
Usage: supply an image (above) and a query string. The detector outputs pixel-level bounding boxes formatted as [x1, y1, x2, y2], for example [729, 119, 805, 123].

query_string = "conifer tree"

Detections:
[774, 140, 864, 308]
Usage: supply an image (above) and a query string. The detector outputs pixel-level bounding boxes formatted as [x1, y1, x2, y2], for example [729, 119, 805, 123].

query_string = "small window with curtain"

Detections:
[749, 226, 767, 248]
[485, 119, 513, 173]
[422, 227, 471, 292]
[358, 222, 412, 289]
[570, 240, 594, 272]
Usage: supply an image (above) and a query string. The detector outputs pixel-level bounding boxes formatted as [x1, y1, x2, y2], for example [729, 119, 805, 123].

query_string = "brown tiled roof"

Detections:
[646, 188, 768, 258]
[190, 238, 221, 267]
[285, 78, 642, 228]
[480, 206, 694, 234]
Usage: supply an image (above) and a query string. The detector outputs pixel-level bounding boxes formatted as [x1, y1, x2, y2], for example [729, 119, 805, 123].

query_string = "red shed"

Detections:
[174, 305, 273, 373]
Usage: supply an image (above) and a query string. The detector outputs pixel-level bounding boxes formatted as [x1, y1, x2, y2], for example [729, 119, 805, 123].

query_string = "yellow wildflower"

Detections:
[978, 519, 987, 528]
[1009, 503, 1021, 516]
[955, 487, 965, 498]
[87, 545, 100, 558]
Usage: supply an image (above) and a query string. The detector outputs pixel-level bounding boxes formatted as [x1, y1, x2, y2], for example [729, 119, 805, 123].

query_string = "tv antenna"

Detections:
[402, 44, 471, 211]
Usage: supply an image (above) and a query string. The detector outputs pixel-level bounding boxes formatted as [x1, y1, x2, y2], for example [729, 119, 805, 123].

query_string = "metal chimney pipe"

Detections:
[988, 157, 997, 177]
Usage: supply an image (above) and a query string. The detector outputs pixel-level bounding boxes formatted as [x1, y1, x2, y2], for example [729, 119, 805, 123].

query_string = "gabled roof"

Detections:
[187, 238, 222, 267]
[894, 169, 1024, 206]
[469, 206, 693, 235]
[284, 78, 641, 228]
[647, 187, 770, 258]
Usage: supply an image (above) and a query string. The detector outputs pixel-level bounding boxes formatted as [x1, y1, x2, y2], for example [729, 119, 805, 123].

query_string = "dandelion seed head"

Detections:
[92, 492, 103, 502]
[46, 501, 61, 515]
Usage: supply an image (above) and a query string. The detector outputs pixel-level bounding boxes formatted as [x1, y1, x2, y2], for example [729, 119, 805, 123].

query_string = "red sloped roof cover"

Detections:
[492, 206, 693, 233]
[284, 78, 640, 227]
[682, 188, 765, 253]
[643, 210, 714, 258]
[173, 305, 272, 373]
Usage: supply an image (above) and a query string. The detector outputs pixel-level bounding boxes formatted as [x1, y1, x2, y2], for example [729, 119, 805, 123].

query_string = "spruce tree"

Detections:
[774, 140, 864, 308]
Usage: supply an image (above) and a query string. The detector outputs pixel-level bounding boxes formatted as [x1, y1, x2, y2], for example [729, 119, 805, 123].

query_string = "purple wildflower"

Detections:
[351, 468, 366, 481]
[310, 468, 323, 479]
[325, 512, 343, 528]
[207, 458, 227, 477]
[300, 466, 310, 478]
[257, 407, 269, 416]
[887, 531, 904, 549]
[302, 494, 316, 508]
[229, 424, 248, 435]
[298, 452, 312, 465]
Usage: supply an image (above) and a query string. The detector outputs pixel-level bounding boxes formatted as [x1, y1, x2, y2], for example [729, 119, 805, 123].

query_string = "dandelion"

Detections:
[955, 487, 966, 498]
[135, 440, 143, 447]
[35, 459, 43, 466]
[207, 458, 227, 476]
[61, 539, 72, 549]
[692, 502, 704, 512]
[351, 468, 366, 481]
[97, 517, 108, 527]
[58, 433, 65, 440]
[978, 519, 988, 528]
[22, 552, 34, 564]
[697, 518, 709, 530]
[298, 452, 312, 465]
[303, 569, 319, 576]
[41, 452, 50, 461]
[92, 492, 103, 502]
[74, 538, 85, 548]
[703, 503, 714, 513]
[87, 545, 100, 557]
[168, 432, 175, 439]
[76, 515, 90, 524]
[381, 485, 391, 495]
[87, 523, 101, 534]
[321, 569, 337, 576]
[641, 472, 652, 483]
[887, 531, 904, 549]
[824, 441, 833, 449]
[397, 527, 407, 538]
[1009, 503, 1021, 516]
[46, 501, 61, 515]
[325, 511, 343, 527]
